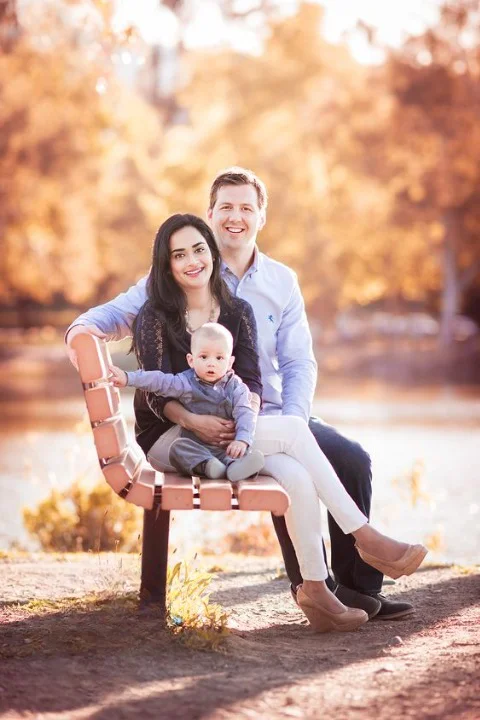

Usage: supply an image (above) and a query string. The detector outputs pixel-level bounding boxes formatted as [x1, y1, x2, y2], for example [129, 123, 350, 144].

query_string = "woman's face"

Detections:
[169, 226, 214, 292]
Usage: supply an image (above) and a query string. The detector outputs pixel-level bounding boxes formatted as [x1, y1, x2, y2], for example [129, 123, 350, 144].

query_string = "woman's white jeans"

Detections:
[147, 415, 367, 581]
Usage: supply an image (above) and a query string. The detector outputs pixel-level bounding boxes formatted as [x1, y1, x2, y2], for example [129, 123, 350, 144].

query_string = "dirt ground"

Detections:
[0, 553, 479, 720]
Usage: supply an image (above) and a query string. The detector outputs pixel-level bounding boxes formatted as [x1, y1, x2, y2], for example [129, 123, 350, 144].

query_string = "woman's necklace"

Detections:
[185, 299, 217, 334]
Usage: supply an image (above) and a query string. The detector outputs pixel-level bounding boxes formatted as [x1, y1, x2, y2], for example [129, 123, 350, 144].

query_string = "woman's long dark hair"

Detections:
[135, 214, 232, 344]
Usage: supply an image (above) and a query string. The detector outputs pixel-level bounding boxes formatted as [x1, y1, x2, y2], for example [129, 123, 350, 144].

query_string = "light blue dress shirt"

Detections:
[69, 249, 318, 421]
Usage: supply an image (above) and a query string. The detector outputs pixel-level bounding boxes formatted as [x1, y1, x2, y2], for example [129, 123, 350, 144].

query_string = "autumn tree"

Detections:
[0, 0, 20, 51]
[0, 1, 165, 320]
[379, 1, 480, 345]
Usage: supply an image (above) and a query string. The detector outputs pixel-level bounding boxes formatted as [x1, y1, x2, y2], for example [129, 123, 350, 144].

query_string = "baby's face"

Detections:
[188, 338, 233, 382]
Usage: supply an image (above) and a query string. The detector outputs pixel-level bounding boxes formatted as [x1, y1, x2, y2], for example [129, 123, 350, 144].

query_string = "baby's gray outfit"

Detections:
[126, 367, 256, 475]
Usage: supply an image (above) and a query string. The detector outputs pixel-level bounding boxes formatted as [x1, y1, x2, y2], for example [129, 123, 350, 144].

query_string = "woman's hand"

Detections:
[189, 414, 235, 446]
[109, 365, 128, 388]
[226, 440, 248, 459]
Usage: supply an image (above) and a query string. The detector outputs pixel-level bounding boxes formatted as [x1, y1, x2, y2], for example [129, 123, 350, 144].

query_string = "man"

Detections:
[67, 167, 413, 619]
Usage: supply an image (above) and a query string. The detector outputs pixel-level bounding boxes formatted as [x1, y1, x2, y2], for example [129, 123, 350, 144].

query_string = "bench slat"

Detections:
[235, 476, 290, 516]
[92, 416, 128, 460]
[85, 384, 120, 423]
[198, 478, 233, 510]
[102, 446, 143, 493]
[125, 466, 155, 509]
[160, 475, 194, 510]
[72, 333, 110, 383]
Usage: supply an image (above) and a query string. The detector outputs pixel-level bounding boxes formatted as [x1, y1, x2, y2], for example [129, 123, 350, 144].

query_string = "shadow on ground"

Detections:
[1, 570, 479, 719]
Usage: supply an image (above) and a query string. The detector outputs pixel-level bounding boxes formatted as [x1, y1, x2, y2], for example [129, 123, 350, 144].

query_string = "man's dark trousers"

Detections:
[271, 416, 383, 594]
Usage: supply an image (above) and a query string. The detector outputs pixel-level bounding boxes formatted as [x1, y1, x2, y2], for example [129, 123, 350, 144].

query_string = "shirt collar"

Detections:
[193, 369, 234, 388]
[221, 246, 261, 278]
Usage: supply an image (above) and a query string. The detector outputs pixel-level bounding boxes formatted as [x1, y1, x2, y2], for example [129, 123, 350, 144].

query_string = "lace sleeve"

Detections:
[232, 300, 263, 398]
[133, 303, 172, 419]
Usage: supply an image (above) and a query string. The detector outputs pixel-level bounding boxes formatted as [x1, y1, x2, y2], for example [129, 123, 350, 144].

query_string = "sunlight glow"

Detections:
[114, 0, 443, 63]
[322, 0, 441, 61]
[114, 0, 180, 47]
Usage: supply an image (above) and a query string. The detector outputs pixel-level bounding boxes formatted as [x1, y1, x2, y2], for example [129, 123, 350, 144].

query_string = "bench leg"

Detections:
[140, 507, 170, 613]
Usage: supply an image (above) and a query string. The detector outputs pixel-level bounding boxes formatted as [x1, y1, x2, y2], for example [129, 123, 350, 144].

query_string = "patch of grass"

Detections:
[452, 564, 479, 575]
[10, 592, 138, 617]
[166, 560, 229, 652]
[23, 480, 142, 552]
[0, 591, 146, 659]
[1, 557, 229, 659]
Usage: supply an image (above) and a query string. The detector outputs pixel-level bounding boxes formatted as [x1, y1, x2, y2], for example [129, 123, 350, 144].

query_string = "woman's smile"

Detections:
[184, 266, 205, 277]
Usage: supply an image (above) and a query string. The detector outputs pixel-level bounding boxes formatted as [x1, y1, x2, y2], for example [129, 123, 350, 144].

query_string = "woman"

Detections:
[131, 213, 427, 633]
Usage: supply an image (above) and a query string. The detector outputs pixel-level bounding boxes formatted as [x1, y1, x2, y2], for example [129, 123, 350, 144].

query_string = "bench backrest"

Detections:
[72, 333, 157, 509]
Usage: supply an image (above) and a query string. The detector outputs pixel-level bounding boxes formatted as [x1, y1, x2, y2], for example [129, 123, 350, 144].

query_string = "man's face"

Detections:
[207, 184, 265, 255]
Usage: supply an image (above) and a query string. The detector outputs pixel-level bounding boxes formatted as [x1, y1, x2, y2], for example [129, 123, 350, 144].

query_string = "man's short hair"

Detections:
[209, 166, 268, 211]
[190, 323, 234, 355]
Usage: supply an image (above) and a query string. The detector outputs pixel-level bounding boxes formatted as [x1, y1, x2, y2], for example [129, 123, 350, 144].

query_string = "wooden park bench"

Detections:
[71, 333, 290, 608]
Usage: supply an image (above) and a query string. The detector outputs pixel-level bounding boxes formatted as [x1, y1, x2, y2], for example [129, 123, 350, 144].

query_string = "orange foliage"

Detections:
[1, 1, 479, 338]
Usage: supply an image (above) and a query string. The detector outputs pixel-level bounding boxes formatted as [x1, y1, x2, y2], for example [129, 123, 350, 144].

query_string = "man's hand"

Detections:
[66, 325, 107, 370]
[226, 440, 248, 459]
[109, 365, 128, 388]
[188, 415, 235, 446]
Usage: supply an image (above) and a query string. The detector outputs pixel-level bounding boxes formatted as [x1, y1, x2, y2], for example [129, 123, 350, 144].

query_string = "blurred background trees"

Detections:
[0, 0, 163, 323]
[1, 0, 479, 358]
[376, 0, 480, 346]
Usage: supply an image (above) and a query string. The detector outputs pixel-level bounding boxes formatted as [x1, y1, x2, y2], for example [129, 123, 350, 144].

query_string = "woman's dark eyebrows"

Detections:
[170, 241, 205, 254]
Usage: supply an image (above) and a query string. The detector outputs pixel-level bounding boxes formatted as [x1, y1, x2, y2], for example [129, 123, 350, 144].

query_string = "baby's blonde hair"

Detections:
[190, 322, 233, 355]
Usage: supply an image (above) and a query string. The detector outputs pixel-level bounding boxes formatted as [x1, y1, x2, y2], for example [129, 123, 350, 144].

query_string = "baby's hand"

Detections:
[226, 440, 248, 459]
[109, 365, 128, 388]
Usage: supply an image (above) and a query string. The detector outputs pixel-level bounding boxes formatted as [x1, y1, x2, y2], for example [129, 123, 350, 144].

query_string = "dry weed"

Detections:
[166, 559, 229, 651]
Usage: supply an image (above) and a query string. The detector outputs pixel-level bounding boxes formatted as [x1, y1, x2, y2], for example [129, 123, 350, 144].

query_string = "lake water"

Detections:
[1, 381, 479, 565]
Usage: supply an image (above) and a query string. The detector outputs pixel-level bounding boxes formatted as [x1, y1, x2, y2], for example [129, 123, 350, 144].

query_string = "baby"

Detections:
[109, 322, 264, 482]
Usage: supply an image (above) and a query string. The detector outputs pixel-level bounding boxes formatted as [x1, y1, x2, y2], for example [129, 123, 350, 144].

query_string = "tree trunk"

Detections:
[439, 210, 459, 348]
[0, 0, 20, 52]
